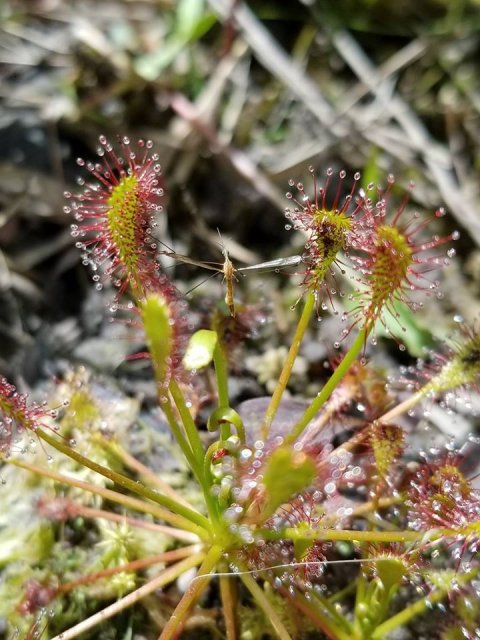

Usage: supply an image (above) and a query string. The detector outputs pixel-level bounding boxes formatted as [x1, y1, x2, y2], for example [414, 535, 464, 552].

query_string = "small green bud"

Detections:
[183, 329, 218, 371]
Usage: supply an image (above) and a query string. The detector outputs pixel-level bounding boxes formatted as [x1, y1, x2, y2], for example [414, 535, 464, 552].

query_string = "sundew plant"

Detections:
[2, 135, 480, 640]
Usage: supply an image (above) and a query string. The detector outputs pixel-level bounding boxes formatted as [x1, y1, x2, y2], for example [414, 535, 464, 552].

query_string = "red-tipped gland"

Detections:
[65, 135, 164, 297]
[0, 377, 54, 454]
[361, 224, 413, 331]
[350, 176, 457, 333]
[285, 168, 366, 306]
[407, 453, 480, 532]
[366, 543, 419, 589]
[370, 422, 404, 481]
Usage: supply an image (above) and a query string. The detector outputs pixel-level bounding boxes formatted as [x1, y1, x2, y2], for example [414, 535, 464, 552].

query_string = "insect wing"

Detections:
[159, 249, 223, 272]
[238, 255, 303, 273]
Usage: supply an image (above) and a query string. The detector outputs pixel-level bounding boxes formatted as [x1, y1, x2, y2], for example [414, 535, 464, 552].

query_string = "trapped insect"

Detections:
[159, 244, 303, 316]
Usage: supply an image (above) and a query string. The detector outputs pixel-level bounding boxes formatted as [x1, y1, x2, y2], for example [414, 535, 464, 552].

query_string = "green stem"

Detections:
[370, 567, 480, 638]
[378, 389, 425, 424]
[240, 573, 292, 640]
[168, 380, 223, 525]
[264, 526, 430, 544]
[36, 429, 211, 533]
[201, 446, 223, 524]
[214, 342, 230, 408]
[282, 586, 352, 640]
[105, 439, 192, 507]
[328, 581, 357, 605]
[352, 572, 367, 638]
[308, 588, 353, 636]
[214, 342, 231, 439]
[219, 567, 238, 640]
[169, 379, 206, 470]
[8, 456, 207, 538]
[207, 407, 245, 443]
[284, 328, 368, 444]
[261, 291, 316, 441]
[351, 495, 401, 518]
[136, 290, 206, 486]
[158, 544, 223, 640]
[160, 398, 204, 483]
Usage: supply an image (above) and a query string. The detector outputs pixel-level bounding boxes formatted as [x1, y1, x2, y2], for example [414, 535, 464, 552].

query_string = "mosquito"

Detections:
[159, 243, 303, 317]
